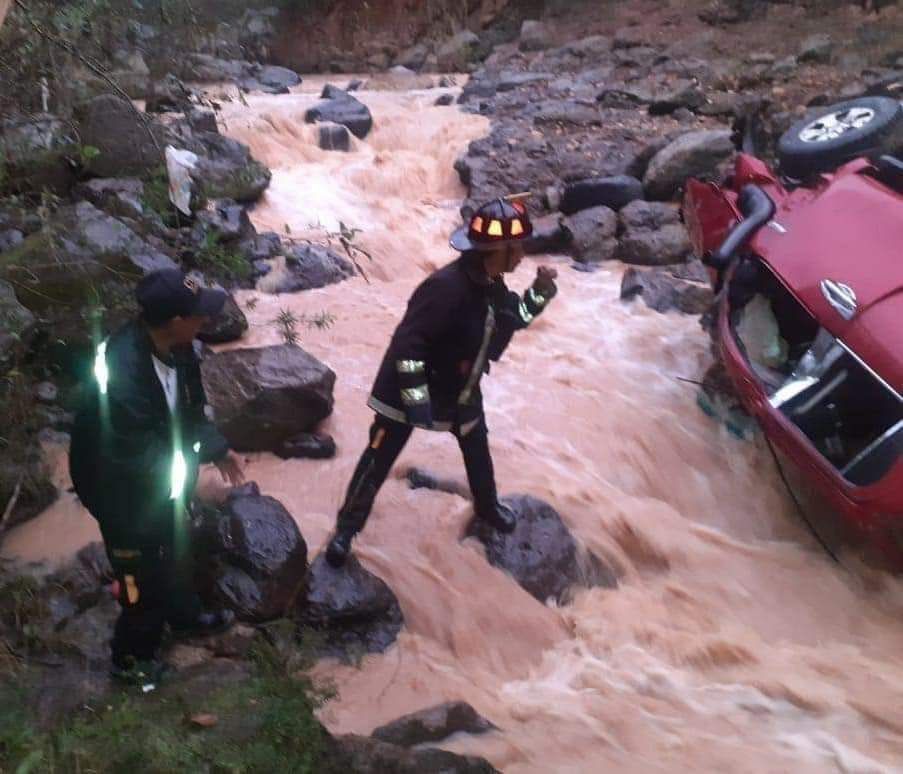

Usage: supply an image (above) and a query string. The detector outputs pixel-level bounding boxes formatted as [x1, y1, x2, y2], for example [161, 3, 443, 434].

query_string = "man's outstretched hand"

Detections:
[533, 265, 558, 298]
[215, 450, 246, 487]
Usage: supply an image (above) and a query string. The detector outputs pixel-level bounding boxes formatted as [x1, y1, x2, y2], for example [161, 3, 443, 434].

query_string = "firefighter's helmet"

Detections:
[450, 196, 534, 252]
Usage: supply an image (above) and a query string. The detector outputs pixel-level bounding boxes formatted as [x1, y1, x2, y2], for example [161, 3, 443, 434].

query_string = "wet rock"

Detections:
[519, 20, 551, 52]
[195, 199, 253, 243]
[799, 33, 834, 65]
[198, 482, 307, 622]
[276, 432, 337, 460]
[239, 65, 302, 95]
[189, 132, 272, 203]
[47, 542, 114, 615]
[398, 42, 431, 72]
[0, 441, 57, 527]
[318, 122, 352, 152]
[239, 232, 282, 263]
[56, 596, 119, 665]
[0, 230, 23, 253]
[533, 100, 602, 127]
[562, 206, 618, 263]
[524, 214, 569, 255]
[334, 735, 499, 774]
[644, 130, 735, 201]
[618, 201, 691, 266]
[305, 94, 373, 140]
[321, 84, 350, 100]
[76, 178, 146, 221]
[459, 73, 499, 103]
[270, 243, 355, 293]
[620, 265, 714, 315]
[347, 79, 364, 92]
[365, 67, 435, 91]
[0, 280, 36, 374]
[497, 72, 553, 92]
[75, 95, 166, 178]
[145, 75, 194, 114]
[300, 555, 404, 661]
[373, 702, 495, 747]
[435, 94, 455, 107]
[183, 54, 253, 82]
[560, 175, 644, 215]
[0, 113, 76, 195]
[201, 344, 335, 452]
[198, 291, 248, 344]
[436, 31, 481, 72]
[467, 495, 616, 604]
[613, 26, 647, 49]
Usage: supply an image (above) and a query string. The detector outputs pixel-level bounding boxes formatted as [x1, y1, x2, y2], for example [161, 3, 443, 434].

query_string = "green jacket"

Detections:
[70, 320, 228, 546]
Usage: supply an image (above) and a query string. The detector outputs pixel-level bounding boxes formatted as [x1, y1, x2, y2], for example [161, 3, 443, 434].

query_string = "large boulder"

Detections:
[465, 495, 617, 604]
[0, 440, 57, 532]
[333, 735, 499, 774]
[75, 95, 167, 178]
[620, 264, 715, 315]
[559, 175, 644, 215]
[0, 280, 36, 374]
[75, 178, 146, 221]
[562, 206, 619, 263]
[273, 244, 355, 293]
[372, 702, 495, 747]
[197, 291, 248, 344]
[188, 132, 272, 203]
[436, 31, 480, 71]
[0, 113, 76, 195]
[644, 130, 735, 201]
[181, 54, 253, 82]
[618, 201, 691, 265]
[196, 483, 308, 622]
[519, 20, 552, 52]
[239, 65, 302, 95]
[201, 344, 335, 452]
[299, 555, 404, 662]
[305, 94, 373, 140]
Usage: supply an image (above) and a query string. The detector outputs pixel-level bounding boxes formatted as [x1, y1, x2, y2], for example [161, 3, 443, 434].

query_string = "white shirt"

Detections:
[152, 355, 178, 414]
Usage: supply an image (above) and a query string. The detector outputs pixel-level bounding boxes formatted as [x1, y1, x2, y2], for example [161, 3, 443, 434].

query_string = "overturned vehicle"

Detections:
[682, 96, 902, 566]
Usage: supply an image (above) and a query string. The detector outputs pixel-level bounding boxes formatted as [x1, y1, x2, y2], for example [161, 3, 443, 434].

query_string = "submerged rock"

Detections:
[196, 483, 308, 622]
[466, 495, 617, 604]
[299, 555, 404, 661]
[372, 702, 496, 747]
[201, 344, 335, 452]
[305, 94, 373, 140]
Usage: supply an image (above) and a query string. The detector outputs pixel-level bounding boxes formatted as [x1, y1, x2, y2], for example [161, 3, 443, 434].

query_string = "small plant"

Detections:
[245, 296, 259, 311]
[76, 144, 100, 168]
[327, 221, 373, 283]
[274, 308, 300, 346]
[141, 165, 179, 227]
[194, 232, 252, 281]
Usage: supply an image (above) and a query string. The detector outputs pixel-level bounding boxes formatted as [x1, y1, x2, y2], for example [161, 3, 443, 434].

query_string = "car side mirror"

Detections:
[707, 185, 775, 271]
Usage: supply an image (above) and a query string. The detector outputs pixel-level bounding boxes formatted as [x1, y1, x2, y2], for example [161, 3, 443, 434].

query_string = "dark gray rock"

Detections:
[56, 596, 120, 665]
[0, 279, 35, 373]
[276, 433, 337, 460]
[563, 35, 612, 59]
[76, 178, 146, 221]
[201, 344, 335, 452]
[320, 84, 347, 100]
[620, 265, 714, 315]
[799, 33, 834, 65]
[497, 72, 553, 92]
[434, 94, 456, 107]
[198, 291, 248, 344]
[618, 200, 691, 266]
[182, 54, 253, 82]
[239, 232, 282, 263]
[0, 440, 57, 530]
[189, 132, 272, 203]
[533, 100, 602, 127]
[0, 230, 23, 253]
[47, 542, 114, 617]
[145, 75, 194, 114]
[239, 65, 301, 95]
[562, 206, 619, 263]
[196, 483, 307, 623]
[238, 7, 280, 62]
[271, 243, 355, 293]
[372, 702, 495, 747]
[466, 495, 617, 604]
[398, 42, 431, 72]
[196, 199, 254, 243]
[613, 26, 647, 49]
[347, 79, 364, 92]
[524, 214, 569, 255]
[300, 555, 403, 661]
[560, 176, 644, 215]
[75, 95, 166, 178]
[519, 20, 551, 52]
[0, 113, 76, 195]
[334, 734, 499, 774]
[305, 94, 373, 140]
[34, 381, 58, 404]
[644, 130, 735, 200]
[187, 108, 219, 134]
[318, 122, 352, 151]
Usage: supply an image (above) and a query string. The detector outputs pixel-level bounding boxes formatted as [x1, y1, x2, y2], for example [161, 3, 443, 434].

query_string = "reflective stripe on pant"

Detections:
[336, 413, 499, 534]
[107, 544, 201, 668]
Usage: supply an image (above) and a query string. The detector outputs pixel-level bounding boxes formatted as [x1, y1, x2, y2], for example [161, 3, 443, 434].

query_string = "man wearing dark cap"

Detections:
[70, 269, 244, 684]
[325, 197, 558, 567]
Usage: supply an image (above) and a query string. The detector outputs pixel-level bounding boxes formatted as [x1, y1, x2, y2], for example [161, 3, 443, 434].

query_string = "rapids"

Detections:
[5, 77, 903, 772]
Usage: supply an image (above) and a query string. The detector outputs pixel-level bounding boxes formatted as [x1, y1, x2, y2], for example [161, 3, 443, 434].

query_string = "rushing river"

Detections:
[5, 76, 903, 773]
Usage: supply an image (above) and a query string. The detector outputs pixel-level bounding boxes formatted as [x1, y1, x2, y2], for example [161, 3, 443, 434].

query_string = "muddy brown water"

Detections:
[5, 77, 903, 772]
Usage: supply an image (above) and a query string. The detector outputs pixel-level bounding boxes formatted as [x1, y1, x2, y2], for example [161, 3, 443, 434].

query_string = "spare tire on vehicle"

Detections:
[777, 97, 903, 179]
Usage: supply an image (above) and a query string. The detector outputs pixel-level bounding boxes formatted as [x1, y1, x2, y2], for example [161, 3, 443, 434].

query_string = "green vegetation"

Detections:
[193, 232, 252, 282]
[141, 166, 181, 228]
[0, 638, 340, 774]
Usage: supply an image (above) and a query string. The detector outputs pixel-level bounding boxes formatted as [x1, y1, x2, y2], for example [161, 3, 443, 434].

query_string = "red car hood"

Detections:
[752, 170, 903, 395]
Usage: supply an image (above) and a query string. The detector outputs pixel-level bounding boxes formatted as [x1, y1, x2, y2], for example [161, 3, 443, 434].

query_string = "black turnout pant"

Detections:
[336, 413, 498, 534]
[101, 516, 201, 669]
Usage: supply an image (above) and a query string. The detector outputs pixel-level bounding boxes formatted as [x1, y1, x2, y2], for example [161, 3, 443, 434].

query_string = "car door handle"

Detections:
[820, 279, 857, 321]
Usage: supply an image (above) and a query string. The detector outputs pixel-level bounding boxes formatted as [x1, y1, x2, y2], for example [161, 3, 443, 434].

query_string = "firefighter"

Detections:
[326, 197, 558, 568]
[69, 269, 244, 684]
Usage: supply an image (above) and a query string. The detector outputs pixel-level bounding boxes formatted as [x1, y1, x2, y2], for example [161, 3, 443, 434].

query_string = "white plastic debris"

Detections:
[164, 145, 199, 216]
[736, 294, 788, 370]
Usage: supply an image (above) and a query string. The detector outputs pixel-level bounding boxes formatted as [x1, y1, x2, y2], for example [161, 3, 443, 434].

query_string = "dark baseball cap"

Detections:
[136, 269, 226, 326]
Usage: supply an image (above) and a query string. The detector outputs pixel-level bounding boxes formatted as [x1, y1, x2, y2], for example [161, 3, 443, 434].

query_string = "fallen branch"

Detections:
[0, 477, 22, 533]
[12, 0, 161, 151]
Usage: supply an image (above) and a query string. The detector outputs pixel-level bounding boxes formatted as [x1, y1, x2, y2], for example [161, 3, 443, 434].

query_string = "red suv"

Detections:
[682, 97, 903, 566]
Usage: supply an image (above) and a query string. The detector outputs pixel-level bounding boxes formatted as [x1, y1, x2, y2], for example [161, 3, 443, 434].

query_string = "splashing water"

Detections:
[6, 77, 903, 772]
